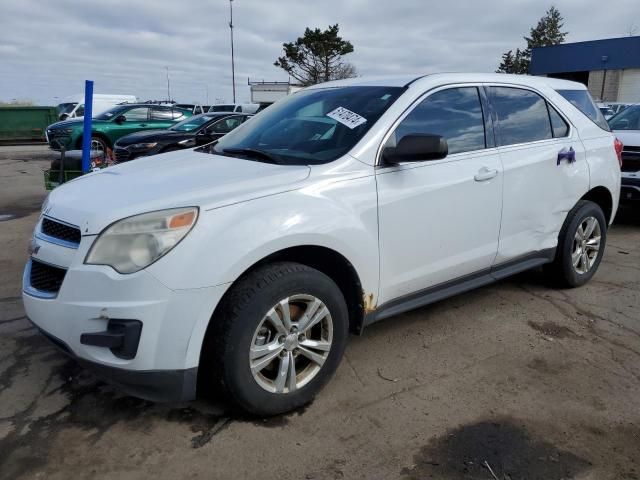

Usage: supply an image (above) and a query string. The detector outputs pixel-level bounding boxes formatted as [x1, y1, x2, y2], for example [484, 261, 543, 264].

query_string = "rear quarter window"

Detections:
[556, 89, 610, 131]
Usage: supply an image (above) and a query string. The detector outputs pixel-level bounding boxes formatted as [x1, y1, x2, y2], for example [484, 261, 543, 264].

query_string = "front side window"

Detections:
[609, 105, 640, 131]
[556, 89, 610, 131]
[208, 86, 403, 165]
[209, 116, 244, 134]
[122, 107, 149, 121]
[391, 87, 486, 155]
[490, 87, 552, 146]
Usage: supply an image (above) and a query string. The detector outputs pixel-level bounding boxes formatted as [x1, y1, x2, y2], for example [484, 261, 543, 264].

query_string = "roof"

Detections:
[305, 73, 586, 90]
[530, 36, 640, 74]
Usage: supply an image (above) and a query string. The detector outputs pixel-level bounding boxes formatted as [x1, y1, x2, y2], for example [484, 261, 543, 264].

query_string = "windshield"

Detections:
[208, 86, 403, 165]
[94, 105, 130, 121]
[210, 105, 236, 112]
[57, 103, 77, 115]
[609, 105, 640, 131]
[170, 114, 215, 132]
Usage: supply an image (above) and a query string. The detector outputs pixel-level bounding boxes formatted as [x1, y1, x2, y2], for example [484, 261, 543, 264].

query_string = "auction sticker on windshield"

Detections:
[326, 107, 367, 129]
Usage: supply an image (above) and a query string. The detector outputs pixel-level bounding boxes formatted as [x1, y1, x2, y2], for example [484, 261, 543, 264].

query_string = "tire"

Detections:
[544, 200, 607, 288]
[91, 136, 109, 151]
[203, 262, 349, 415]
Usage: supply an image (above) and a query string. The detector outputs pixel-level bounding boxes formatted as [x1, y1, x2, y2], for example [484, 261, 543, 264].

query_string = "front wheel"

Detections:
[203, 262, 349, 415]
[545, 200, 607, 287]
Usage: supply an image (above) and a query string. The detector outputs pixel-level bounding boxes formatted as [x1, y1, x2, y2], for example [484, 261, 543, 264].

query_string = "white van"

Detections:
[208, 103, 261, 114]
[56, 94, 138, 121]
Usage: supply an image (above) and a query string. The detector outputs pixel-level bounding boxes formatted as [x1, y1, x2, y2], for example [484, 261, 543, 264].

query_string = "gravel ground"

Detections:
[1, 145, 639, 480]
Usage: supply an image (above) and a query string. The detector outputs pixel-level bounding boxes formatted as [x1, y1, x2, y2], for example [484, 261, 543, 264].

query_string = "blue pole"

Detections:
[81, 80, 94, 173]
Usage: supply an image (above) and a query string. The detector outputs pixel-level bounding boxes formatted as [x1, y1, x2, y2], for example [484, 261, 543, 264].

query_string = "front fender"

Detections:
[147, 174, 380, 301]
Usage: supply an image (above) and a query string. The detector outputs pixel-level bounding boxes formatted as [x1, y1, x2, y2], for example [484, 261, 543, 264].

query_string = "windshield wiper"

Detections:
[222, 147, 282, 164]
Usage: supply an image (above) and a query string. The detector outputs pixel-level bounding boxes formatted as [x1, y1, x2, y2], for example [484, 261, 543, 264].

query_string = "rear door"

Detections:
[488, 85, 589, 264]
[149, 106, 185, 129]
[376, 85, 503, 304]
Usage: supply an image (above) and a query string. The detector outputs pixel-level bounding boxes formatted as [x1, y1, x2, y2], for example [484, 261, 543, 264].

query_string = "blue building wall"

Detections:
[530, 36, 640, 74]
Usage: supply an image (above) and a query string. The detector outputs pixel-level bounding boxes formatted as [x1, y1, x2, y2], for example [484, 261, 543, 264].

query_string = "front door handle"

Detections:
[557, 147, 576, 165]
[474, 167, 498, 182]
[139, 123, 148, 127]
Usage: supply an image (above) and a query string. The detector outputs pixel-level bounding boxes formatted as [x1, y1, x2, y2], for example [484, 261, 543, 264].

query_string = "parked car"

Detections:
[24, 73, 621, 415]
[174, 104, 208, 115]
[113, 112, 252, 161]
[597, 103, 616, 120]
[56, 94, 138, 121]
[609, 104, 640, 203]
[208, 103, 260, 114]
[46, 104, 192, 155]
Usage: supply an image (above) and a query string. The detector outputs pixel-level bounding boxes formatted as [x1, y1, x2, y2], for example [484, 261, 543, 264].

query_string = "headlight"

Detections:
[178, 138, 196, 147]
[85, 207, 198, 274]
[52, 128, 73, 135]
[129, 142, 157, 150]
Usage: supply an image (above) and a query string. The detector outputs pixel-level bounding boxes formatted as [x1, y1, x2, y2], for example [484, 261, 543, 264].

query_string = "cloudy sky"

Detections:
[1, 0, 638, 105]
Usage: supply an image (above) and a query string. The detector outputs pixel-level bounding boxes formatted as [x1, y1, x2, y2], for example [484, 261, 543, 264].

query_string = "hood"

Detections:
[45, 150, 311, 234]
[116, 129, 189, 145]
[613, 130, 640, 147]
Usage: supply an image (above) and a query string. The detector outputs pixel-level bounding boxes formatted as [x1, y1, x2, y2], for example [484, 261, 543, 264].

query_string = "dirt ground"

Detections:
[1, 145, 639, 480]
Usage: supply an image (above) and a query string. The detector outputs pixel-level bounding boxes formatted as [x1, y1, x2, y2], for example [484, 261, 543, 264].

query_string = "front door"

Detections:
[376, 86, 503, 304]
[111, 107, 151, 138]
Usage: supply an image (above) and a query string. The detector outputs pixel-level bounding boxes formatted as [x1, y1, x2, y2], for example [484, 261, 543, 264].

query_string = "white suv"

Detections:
[23, 74, 621, 415]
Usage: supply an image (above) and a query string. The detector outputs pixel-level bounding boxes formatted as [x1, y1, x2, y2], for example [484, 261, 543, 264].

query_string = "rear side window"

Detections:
[393, 87, 486, 155]
[489, 87, 552, 146]
[548, 104, 569, 138]
[556, 89, 610, 131]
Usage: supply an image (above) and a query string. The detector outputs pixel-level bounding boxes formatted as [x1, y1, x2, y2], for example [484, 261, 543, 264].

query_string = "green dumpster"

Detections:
[0, 106, 58, 144]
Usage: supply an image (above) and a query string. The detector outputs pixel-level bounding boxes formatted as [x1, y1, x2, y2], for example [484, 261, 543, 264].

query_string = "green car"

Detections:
[46, 104, 192, 154]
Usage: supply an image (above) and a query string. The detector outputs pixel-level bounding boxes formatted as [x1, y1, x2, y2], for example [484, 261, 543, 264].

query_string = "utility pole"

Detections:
[166, 66, 171, 102]
[229, 0, 236, 103]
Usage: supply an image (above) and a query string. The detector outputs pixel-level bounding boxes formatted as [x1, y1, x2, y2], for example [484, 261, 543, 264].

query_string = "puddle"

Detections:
[0, 332, 313, 479]
[401, 418, 590, 479]
[0, 195, 45, 221]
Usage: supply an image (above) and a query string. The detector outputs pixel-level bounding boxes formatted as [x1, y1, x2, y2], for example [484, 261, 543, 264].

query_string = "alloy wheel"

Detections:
[249, 294, 333, 394]
[571, 216, 601, 274]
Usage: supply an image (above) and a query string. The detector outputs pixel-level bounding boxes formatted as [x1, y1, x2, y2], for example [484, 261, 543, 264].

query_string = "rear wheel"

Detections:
[203, 262, 349, 415]
[545, 200, 607, 287]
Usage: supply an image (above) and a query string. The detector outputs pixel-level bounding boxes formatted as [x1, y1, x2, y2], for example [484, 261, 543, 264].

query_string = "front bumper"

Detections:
[33, 325, 198, 402]
[621, 172, 640, 203]
[22, 220, 227, 401]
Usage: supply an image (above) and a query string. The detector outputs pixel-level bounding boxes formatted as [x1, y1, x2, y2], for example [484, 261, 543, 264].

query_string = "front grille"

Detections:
[113, 147, 131, 162]
[621, 152, 640, 173]
[41, 217, 81, 244]
[30, 259, 67, 293]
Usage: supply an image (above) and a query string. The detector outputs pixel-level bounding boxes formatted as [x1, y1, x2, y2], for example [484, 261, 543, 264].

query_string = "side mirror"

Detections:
[383, 134, 448, 164]
[115, 115, 126, 124]
[59, 113, 69, 121]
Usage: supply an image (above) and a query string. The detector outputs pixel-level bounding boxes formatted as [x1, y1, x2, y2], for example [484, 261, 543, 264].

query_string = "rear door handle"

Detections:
[474, 167, 498, 182]
[139, 123, 148, 127]
[557, 147, 576, 165]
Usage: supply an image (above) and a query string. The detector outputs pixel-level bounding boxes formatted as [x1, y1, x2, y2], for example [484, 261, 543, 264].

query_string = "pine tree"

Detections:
[497, 6, 568, 74]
